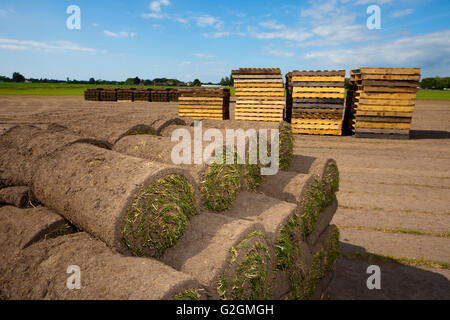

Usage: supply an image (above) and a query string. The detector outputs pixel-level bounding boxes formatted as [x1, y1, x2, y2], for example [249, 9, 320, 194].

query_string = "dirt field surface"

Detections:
[0, 96, 449, 300]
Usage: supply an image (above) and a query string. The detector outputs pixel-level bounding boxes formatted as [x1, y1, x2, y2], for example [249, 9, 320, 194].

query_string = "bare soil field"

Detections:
[0, 96, 449, 299]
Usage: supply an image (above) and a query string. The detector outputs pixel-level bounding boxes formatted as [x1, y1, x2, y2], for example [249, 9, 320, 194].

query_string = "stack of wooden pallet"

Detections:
[286, 70, 346, 135]
[350, 68, 420, 139]
[178, 88, 230, 120]
[232, 68, 285, 122]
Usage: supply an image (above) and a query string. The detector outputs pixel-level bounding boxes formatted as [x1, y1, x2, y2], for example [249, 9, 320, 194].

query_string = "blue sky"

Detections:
[0, 0, 449, 82]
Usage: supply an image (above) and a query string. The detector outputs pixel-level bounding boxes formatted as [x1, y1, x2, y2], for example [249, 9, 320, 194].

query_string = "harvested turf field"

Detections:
[0, 96, 449, 299]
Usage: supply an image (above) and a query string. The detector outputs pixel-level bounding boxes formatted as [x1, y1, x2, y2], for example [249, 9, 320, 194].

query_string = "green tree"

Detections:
[12, 72, 25, 83]
[192, 79, 201, 87]
[89, 77, 96, 84]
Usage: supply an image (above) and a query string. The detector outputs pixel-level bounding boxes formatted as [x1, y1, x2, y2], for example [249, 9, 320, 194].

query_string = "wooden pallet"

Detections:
[292, 128, 342, 136]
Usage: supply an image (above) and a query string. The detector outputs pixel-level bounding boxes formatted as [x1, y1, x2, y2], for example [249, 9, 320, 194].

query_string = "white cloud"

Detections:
[196, 15, 224, 30]
[193, 53, 216, 59]
[304, 30, 450, 76]
[104, 30, 136, 37]
[0, 38, 105, 53]
[92, 23, 100, 27]
[264, 48, 295, 58]
[391, 9, 415, 18]
[178, 61, 192, 66]
[142, 12, 166, 19]
[354, 0, 394, 5]
[150, 0, 170, 13]
[248, 22, 312, 42]
[0, 8, 15, 17]
[202, 31, 231, 38]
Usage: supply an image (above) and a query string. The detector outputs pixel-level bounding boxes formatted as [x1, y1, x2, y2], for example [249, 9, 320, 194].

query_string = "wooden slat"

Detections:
[235, 104, 284, 110]
[359, 86, 418, 93]
[236, 92, 285, 96]
[356, 104, 415, 112]
[360, 74, 421, 81]
[292, 128, 342, 136]
[356, 122, 411, 129]
[232, 75, 282, 79]
[235, 88, 285, 92]
[234, 83, 284, 88]
[179, 97, 223, 101]
[358, 92, 417, 99]
[293, 87, 345, 93]
[357, 99, 416, 106]
[359, 68, 421, 75]
[291, 76, 345, 82]
[293, 92, 345, 99]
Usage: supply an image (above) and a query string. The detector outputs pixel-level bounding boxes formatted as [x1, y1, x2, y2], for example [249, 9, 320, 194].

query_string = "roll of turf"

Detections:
[302, 225, 340, 300]
[0, 125, 110, 188]
[0, 186, 30, 208]
[113, 135, 243, 212]
[167, 119, 294, 169]
[259, 158, 339, 241]
[221, 191, 317, 300]
[0, 206, 70, 253]
[161, 212, 273, 300]
[31, 143, 198, 258]
[161, 119, 294, 172]
[1, 232, 204, 300]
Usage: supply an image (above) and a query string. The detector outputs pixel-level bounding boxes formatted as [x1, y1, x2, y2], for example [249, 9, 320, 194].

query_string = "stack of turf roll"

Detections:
[159, 119, 294, 172]
[113, 134, 251, 212]
[178, 88, 230, 120]
[134, 88, 151, 102]
[286, 70, 346, 136]
[0, 218, 204, 300]
[84, 88, 101, 101]
[232, 68, 285, 122]
[350, 68, 421, 139]
[167, 88, 179, 102]
[151, 88, 169, 102]
[100, 88, 117, 101]
[0, 125, 198, 259]
[117, 88, 135, 101]
[253, 154, 340, 299]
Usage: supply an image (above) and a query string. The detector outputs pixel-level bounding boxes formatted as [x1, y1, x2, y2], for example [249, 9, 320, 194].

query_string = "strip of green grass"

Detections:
[342, 252, 450, 270]
[0, 83, 235, 96]
[417, 90, 450, 100]
[2, 83, 449, 100]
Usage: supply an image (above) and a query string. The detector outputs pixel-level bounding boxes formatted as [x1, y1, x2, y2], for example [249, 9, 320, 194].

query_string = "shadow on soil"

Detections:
[326, 242, 450, 300]
[410, 130, 450, 140]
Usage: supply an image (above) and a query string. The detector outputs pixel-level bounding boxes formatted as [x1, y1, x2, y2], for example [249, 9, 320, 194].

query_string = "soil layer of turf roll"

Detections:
[113, 135, 244, 212]
[302, 225, 340, 300]
[160, 119, 294, 171]
[0, 125, 111, 188]
[0, 206, 69, 254]
[161, 212, 273, 300]
[30, 143, 198, 258]
[0, 232, 203, 300]
[0, 186, 30, 208]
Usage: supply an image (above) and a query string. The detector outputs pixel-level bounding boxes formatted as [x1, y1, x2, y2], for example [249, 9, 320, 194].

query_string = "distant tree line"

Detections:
[420, 77, 450, 89]
[0, 72, 236, 87]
